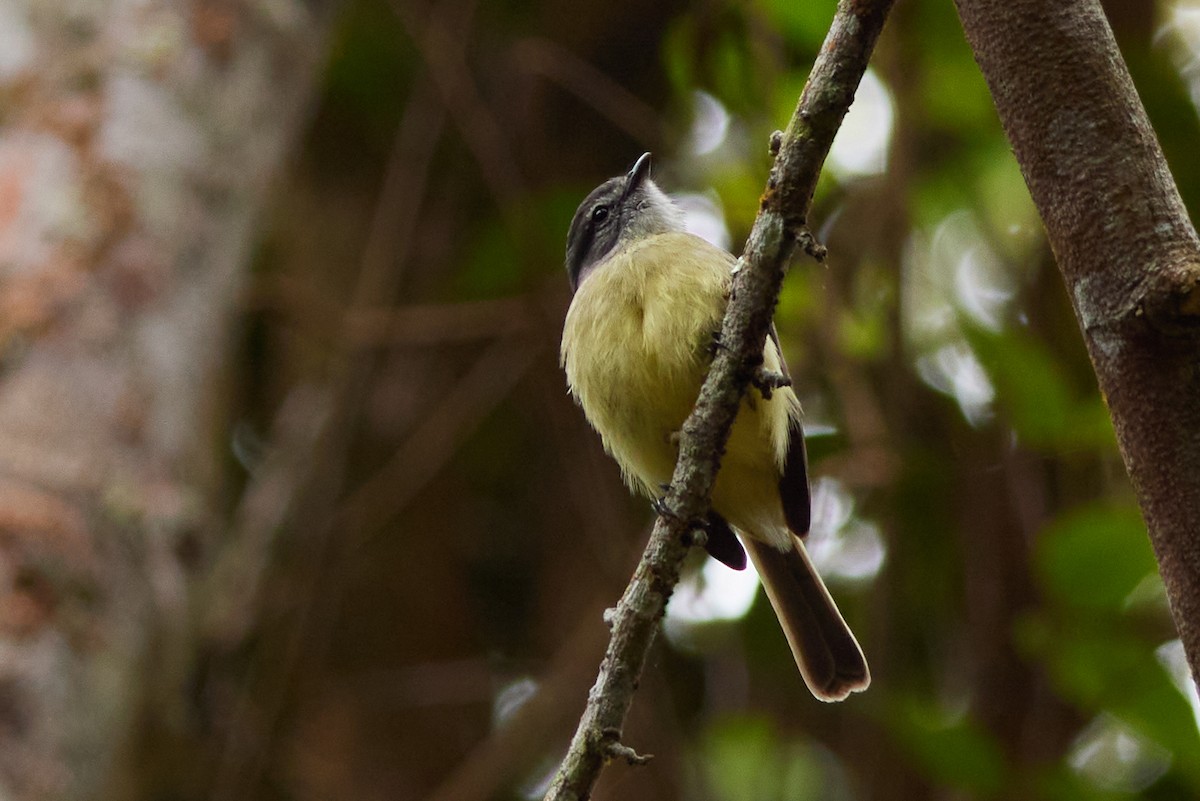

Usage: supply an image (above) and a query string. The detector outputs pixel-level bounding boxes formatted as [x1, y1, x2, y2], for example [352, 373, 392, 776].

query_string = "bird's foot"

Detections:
[652, 496, 707, 549]
[682, 526, 708, 550]
[752, 366, 791, 400]
[651, 496, 674, 518]
[708, 330, 728, 356]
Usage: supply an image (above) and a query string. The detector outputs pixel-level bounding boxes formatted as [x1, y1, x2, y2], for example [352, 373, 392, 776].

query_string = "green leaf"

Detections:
[1033, 764, 1133, 801]
[920, 53, 995, 131]
[753, 0, 836, 49]
[838, 308, 885, 360]
[886, 697, 1007, 796]
[968, 327, 1116, 451]
[662, 18, 696, 97]
[974, 148, 1042, 265]
[712, 30, 761, 114]
[1036, 504, 1155, 610]
[698, 716, 782, 801]
[912, 0, 995, 133]
[697, 716, 836, 801]
[969, 328, 1070, 442]
[1018, 614, 1200, 786]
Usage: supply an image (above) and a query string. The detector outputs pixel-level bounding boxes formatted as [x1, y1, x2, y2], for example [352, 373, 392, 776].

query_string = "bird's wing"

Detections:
[769, 323, 812, 537]
[703, 511, 747, 570]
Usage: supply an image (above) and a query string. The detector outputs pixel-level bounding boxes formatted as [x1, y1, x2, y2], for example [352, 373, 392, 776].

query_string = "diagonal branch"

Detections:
[953, 0, 1200, 687]
[542, 2, 896, 799]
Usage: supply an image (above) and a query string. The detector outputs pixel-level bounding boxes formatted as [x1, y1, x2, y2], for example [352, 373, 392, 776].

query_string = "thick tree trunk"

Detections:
[953, 0, 1200, 682]
[0, 1, 333, 796]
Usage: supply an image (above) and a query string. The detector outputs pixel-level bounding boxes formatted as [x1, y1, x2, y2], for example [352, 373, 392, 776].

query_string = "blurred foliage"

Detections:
[209, 0, 1200, 799]
[884, 696, 1007, 796]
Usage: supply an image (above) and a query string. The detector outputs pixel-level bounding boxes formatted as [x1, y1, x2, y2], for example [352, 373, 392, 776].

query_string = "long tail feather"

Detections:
[745, 535, 869, 702]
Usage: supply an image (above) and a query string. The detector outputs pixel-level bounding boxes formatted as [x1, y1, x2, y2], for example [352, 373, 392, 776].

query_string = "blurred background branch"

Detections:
[954, 0, 1200, 692]
[0, 0, 337, 796]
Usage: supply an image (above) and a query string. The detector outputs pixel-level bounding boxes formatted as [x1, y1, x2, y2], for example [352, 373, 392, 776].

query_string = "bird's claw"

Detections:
[651, 496, 674, 518]
[708, 330, 727, 356]
[752, 367, 791, 400]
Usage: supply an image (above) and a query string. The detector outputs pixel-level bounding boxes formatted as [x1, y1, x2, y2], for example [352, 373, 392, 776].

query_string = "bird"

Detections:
[559, 152, 869, 702]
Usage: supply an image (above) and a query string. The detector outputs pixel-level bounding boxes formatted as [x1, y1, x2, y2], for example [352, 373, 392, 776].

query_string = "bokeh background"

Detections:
[223, 0, 1200, 797]
[6, 0, 1200, 798]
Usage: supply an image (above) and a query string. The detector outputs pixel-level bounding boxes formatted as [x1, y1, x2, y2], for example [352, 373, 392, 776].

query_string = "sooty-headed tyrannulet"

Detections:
[559, 153, 869, 702]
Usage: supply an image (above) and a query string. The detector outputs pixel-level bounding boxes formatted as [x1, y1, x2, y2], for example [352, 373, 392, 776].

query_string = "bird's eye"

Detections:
[591, 205, 609, 223]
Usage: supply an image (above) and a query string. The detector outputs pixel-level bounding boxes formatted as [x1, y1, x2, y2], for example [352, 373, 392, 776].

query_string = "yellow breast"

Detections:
[561, 233, 720, 491]
[560, 231, 800, 545]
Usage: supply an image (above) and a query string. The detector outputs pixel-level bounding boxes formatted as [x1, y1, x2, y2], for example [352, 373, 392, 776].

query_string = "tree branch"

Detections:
[953, 0, 1200, 685]
[542, 2, 895, 799]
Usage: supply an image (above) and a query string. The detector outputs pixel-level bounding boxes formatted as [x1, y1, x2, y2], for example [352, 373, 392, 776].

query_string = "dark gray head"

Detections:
[564, 153, 685, 292]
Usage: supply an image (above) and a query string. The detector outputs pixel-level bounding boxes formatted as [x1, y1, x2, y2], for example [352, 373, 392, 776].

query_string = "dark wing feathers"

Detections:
[779, 417, 811, 537]
[703, 512, 747, 570]
[769, 323, 811, 537]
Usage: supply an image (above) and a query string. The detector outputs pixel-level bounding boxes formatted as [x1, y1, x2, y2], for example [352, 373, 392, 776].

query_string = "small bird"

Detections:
[560, 153, 869, 702]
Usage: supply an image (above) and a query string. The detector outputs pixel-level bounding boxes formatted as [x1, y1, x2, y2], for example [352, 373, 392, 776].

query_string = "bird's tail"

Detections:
[744, 535, 870, 702]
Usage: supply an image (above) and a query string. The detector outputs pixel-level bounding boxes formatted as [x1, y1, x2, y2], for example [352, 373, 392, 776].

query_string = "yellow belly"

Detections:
[560, 232, 799, 548]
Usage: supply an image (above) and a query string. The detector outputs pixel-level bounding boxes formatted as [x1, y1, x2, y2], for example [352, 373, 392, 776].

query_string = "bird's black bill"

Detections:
[622, 152, 652, 201]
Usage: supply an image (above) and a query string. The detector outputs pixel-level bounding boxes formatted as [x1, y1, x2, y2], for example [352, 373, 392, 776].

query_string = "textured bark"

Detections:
[0, 0, 334, 796]
[954, 0, 1200, 681]
[542, 2, 895, 799]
